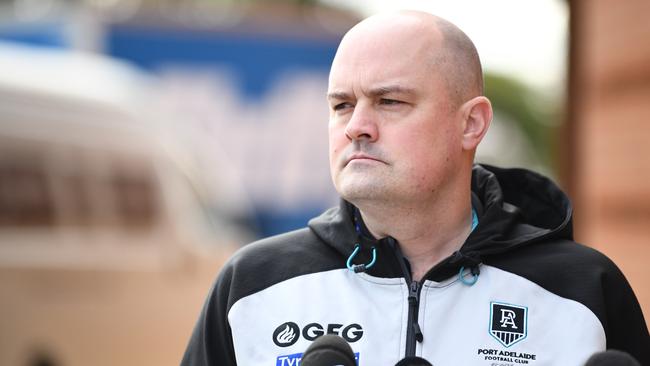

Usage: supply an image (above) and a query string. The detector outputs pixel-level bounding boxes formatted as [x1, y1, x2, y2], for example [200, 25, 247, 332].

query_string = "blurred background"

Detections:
[0, 0, 647, 365]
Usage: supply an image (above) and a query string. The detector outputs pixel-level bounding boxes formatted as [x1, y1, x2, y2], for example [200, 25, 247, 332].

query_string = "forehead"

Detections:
[328, 15, 444, 94]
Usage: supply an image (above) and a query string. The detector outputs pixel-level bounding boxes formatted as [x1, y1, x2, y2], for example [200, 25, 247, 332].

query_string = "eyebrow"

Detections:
[327, 85, 416, 101]
[369, 85, 416, 98]
[326, 91, 350, 101]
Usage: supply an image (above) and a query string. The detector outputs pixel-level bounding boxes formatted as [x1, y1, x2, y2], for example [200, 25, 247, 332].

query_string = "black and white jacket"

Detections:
[182, 165, 650, 366]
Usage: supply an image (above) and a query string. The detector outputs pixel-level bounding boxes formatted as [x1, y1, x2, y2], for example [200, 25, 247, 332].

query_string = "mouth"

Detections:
[344, 153, 385, 166]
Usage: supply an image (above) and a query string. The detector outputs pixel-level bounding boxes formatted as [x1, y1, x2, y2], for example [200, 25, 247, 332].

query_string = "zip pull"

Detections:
[408, 281, 420, 302]
[408, 281, 423, 343]
[413, 322, 424, 343]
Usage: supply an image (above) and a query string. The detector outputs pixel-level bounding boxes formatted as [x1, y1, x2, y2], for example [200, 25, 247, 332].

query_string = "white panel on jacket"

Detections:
[228, 269, 407, 366]
[419, 265, 606, 365]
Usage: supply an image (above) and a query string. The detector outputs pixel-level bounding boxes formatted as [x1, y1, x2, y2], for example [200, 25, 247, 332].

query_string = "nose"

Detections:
[344, 104, 378, 142]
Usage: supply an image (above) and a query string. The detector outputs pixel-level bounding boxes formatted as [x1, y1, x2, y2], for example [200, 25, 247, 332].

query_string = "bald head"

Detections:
[328, 10, 493, 221]
[331, 11, 483, 108]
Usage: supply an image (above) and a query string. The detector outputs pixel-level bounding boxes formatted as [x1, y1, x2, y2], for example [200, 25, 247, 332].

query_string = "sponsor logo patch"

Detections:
[272, 322, 364, 347]
[273, 322, 300, 347]
[489, 301, 527, 347]
[276, 352, 360, 366]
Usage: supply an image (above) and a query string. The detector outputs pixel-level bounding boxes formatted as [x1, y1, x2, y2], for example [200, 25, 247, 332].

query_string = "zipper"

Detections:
[388, 237, 424, 358]
[406, 280, 424, 356]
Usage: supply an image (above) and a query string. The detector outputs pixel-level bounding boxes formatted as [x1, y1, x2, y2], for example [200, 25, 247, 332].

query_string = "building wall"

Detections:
[569, 0, 650, 325]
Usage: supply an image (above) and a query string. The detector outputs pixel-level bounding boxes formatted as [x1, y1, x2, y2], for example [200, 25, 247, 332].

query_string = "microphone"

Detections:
[300, 334, 357, 366]
[584, 350, 640, 366]
[395, 356, 433, 366]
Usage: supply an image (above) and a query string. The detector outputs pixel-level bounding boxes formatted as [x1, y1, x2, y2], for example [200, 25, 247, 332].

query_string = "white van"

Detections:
[0, 42, 253, 366]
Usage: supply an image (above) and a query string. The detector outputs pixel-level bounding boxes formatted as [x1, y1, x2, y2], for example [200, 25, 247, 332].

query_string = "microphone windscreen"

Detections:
[584, 350, 640, 366]
[395, 356, 433, 366]
[300, 334, 356, 366]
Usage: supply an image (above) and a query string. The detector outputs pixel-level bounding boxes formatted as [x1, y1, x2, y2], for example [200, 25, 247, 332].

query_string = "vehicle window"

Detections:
[0, 150, 55, 227]
[111, 163, 158, 230]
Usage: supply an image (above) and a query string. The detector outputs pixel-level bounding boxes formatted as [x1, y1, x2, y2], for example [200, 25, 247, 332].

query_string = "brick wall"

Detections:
[568, 0, 650, 325]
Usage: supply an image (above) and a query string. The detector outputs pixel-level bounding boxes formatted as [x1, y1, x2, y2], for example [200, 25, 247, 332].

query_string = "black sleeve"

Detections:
[181, 263, 237, 366]
[599, 259, 650, 365]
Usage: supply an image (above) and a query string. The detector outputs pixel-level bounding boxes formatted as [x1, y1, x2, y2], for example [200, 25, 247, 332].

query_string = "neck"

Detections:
[356, 186, 473, 282]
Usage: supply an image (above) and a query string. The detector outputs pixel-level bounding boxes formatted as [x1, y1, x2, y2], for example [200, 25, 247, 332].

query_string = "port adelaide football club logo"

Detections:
[478, 302, 536, 364]
[489, 301, 527, 347]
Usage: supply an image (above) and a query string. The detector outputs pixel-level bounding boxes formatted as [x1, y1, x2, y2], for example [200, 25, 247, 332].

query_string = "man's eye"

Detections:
[380, 98, 402, 105]
[333, 102, 353, 111]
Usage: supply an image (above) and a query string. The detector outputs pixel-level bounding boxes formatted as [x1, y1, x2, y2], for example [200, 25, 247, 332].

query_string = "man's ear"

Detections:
[461, 96, 492, 151]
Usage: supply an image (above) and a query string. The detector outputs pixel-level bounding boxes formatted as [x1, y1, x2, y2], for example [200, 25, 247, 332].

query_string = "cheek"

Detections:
[328, 124, 346, 164]
[398, 130, 457, 177]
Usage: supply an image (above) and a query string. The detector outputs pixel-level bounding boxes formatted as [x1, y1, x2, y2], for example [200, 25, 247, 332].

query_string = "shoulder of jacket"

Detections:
[228, 227, 324, 268]
[504, 239, 619, 271]
[215, 227, 346, 307]
[486, 238, 641, 334]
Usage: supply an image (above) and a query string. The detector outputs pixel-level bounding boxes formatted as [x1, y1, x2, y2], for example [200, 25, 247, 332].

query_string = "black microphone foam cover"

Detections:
[584, 350, 641, 366]
[395, 356, 433, 366]
[300, 334, 357, 366]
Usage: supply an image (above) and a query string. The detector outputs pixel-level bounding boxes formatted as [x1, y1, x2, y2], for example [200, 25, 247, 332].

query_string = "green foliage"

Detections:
[483, 72, 561, 172]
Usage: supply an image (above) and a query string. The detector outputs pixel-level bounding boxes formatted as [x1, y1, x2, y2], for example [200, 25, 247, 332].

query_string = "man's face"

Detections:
[327, 18, 464, 206]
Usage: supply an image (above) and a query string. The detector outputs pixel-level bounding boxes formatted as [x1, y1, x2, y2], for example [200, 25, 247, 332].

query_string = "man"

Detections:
[182, 11, 649, 365]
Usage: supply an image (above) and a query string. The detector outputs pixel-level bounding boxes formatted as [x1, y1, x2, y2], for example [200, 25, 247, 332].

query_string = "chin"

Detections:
[336, 181, 387, 204]
[336, 168, 391, 196]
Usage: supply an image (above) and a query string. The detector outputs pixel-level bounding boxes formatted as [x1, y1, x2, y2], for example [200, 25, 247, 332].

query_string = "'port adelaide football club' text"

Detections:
[477, 348, 537, 364]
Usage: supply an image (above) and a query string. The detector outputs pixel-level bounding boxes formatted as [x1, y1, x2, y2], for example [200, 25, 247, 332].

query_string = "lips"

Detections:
[344, 153, 385, 166]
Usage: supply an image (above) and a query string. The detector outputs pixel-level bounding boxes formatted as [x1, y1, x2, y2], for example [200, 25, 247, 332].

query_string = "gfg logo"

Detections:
[273, 322, 300, 347]
[272, 322, 364, 347]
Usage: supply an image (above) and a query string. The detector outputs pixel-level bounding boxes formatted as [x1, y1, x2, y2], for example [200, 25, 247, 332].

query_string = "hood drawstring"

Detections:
[452, 250, 482, 286]
[346, 243, 377, 273]
[346, 208, 377, 273]
[458, 265, 480, 285]
[457, 208, 481, 286]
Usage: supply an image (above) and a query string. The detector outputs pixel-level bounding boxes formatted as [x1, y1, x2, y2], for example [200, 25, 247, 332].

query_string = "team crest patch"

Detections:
[489, 302, 527, 347]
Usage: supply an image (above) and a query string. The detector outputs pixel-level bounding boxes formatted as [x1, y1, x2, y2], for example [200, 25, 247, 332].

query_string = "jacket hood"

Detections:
[308, 164, 573, 280]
